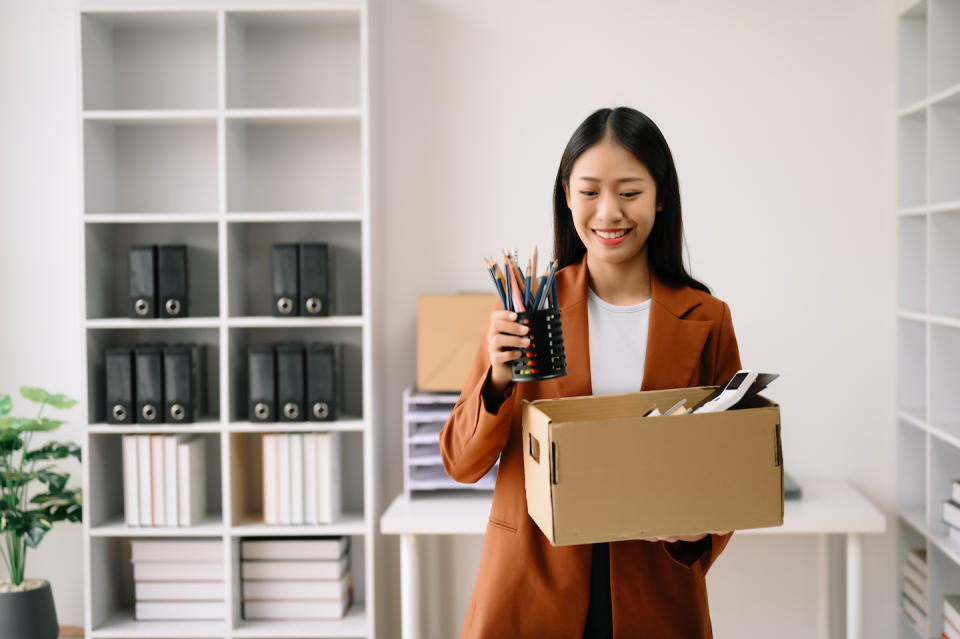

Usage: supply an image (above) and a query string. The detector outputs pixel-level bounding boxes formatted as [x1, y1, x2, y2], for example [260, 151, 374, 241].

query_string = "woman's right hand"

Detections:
[486, 309, 530, 395]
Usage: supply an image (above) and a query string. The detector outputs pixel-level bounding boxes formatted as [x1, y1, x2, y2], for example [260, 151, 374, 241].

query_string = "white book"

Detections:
[946, 595, 960, 634]
[951, 525, 960, 548]
[241, 537, 349, 561]
[241, 556, 349, 581]
[906, 547, 927, 577]
[904, 562, 927, 595]
[903, 578, 927, 613]
[317, 432, 342, 524]
[163, 435, 184, 527]
[262, 434, 279, 525]
[902, 594, 927, 635]
[122, 435, 139, 527]
[944, 613, 960, 639]
[136, 435, 152, 526]
[278, 434, 291, 525]
[953, 479, 960, 505]
[303, 433, 318, 525]
[178, 436, 206, 526]
[130, 540, 223, 563]
[291, 434, 304, 525]
[242, 573, 351, 600]
[133, 562, 224, 581]
[242, 595, 350, 620]
[135, 601, 225, 620]
[945, 500, 960, 530]
[150, 435, 166, 527]
[135, 581, 225, 601]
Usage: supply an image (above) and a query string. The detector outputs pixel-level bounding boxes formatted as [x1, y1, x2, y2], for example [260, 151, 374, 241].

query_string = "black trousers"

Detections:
[582, 542, 613, 639]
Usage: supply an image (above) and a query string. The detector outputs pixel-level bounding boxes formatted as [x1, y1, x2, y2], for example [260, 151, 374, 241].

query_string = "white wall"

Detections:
[0, 0, 898, 636]
[378, 0, 897, 637]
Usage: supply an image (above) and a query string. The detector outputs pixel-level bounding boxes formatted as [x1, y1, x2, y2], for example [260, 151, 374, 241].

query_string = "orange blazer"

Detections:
[439, 253, 743, 639]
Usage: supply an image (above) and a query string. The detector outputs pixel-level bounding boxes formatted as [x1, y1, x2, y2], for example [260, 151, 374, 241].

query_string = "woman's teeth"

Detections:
[595, 229, 629, 239]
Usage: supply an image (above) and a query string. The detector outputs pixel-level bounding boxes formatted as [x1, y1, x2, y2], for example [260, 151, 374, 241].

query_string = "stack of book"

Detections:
[901, 547, 928, 635]
[121, 434, 206, 526]
[240, 537, 352, 620]
[132, 539, 225, 620]
[261, 432, 341, 525]
[944, 480, 960, 546]
[945, 595, 960, 639]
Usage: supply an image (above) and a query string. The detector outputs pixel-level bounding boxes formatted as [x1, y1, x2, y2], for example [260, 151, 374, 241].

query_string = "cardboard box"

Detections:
[417, 293, 499, 392]
[521, 386, 783, 546]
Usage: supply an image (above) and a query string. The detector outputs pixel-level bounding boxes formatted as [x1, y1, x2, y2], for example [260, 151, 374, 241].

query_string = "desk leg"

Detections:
[846, 533, 862, 639]
[401, 533, 420, 639]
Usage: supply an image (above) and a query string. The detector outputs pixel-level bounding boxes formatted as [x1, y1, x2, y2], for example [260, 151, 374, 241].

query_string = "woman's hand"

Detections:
[654, 531, 730, 543]
[486, 309, 529, 396]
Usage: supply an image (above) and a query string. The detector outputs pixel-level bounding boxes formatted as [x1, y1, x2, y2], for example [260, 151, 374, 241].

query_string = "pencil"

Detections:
[507, 258, 526, 312]
[503, 251, 513, 312]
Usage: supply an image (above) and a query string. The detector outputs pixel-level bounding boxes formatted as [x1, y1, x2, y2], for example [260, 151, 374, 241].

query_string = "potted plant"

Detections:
[0, 387, 81, 639]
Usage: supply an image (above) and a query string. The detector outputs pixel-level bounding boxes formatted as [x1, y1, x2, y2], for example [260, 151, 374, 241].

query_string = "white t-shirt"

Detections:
[587, 286, 651, 395]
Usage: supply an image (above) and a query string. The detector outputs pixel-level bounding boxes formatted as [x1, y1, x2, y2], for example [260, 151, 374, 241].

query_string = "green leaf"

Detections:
[0, 469, 38, 488]
[21, 512, 52, 548]
[0, 394, 11, 417]
[43, 393, 78, 410]
[0, 417, 63, 433]
[19, 387, 49, 404]
[0, 433, 23, 455]
[36, 470, 68, 493]
[25, 441, 81, 463]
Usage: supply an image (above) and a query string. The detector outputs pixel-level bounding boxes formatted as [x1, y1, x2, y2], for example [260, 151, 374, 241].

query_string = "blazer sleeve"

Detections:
[439, 305, 520, 483]
[662, 300, 741, 574]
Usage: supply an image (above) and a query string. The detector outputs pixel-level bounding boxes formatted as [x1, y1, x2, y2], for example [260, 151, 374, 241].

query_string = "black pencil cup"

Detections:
[510, 307, 567, 382]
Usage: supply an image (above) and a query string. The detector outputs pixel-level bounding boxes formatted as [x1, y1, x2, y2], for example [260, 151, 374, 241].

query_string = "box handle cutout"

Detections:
[528, 433, 540, 463]
[774, 423, 782, 467]
[551, 442, 558, 485]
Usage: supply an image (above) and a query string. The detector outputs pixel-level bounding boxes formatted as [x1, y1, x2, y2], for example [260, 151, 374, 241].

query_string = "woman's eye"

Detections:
[621, 192, 642, 197]
[579, 190, 597, 196]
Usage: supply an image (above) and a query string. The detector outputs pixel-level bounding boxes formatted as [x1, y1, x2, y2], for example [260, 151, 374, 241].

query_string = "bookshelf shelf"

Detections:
[897, 3, 960, 636]
[79, 2, 377, 637]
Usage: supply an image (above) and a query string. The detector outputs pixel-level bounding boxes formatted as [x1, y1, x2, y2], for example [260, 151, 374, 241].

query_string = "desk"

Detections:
[381, 478, 885, 639]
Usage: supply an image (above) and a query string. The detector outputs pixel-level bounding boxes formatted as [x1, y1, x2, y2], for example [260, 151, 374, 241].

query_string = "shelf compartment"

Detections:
[928, 324, 960, 437]
[225, 10, 361, 109]
[81, 11, 217, 111]
[929, 0, 960, 96]
[930, 210, 960, 316]
[898, 318, 927, 420]
[897, 517, 929, 638]
[899, 215, 927, 312]
[88, 432, 223, 530]
[930, 91, 960, 204]
[84, 119, 218, 214]
[84, 221, 220, 319]
[85, 327, 221, 425]
[226, 220, 361, 318]
[225, 119, 361, 212]
[928, 542, 960, 637]
[231, 604, 367, 638]
[929, 437, 960, 538]
[899, 0, 928, 107]
[899, 111, 927, 208]
[898, 419, 927, 515]
[227, 430, 363, 528]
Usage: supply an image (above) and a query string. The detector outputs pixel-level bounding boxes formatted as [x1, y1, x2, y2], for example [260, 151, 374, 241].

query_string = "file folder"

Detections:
[106, 347, 134, 424]
[271, 244, 299, 317]
[299, 243, 331, 316]
[134, 345, 164, 424]
[163, 344, 206, 423]
[129, 245, 157, 318]
[276, 342, 305, 421]
[248, 345, 276, 422]
[158, 244, 188, 318]
[306, 342, 339, 421]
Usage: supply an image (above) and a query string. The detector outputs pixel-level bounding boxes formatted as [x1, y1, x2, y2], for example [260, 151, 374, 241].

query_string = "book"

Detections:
[946, 596, 960, 635]
[278, 433, 291, 525]
[241, 556, 349, 581]
[135, 601, 225, 620]
[242, 594, 350, 620]
[945, 500, 960, 530]
[903, 593, 928, 635]
[133, 562, 224, 581]
[262, 434, 279, 525]
[150, 435, 165, 526]
[317, 432, 342, 524]
[304, 433, 318, 525]
[951, 525, 960, 548]
[136, 435, 152, 526]
[163, 434, 185, 526]
[944, 613, 960, 639]
[907, 547, 927, 577]
[130, 540, 223, 563]
[178, 436, 206, 526]
[241, 573, 351, 600]
[953, 479, 960, 505]
[241, 537, 349, 560]
[903, 577, 927, 613]
[904, 562, 927, 595]
[122, 435, 139, 527]
[135, 581, 224, 601]
[291, 433, 304, 525]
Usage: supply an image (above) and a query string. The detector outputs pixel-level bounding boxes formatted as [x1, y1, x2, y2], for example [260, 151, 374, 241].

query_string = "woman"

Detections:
[439, 106, 741, 639]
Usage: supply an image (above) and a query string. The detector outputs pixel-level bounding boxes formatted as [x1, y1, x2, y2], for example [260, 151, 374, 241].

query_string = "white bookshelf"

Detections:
[77, 3, 377, 638]
[897, 1, 960, 637]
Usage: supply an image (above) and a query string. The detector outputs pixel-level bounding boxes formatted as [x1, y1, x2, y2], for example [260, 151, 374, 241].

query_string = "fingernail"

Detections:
[510, 312, 517, 320]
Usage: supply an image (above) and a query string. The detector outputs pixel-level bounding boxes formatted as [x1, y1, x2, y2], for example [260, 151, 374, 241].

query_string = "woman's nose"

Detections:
[594, 191, 623, 223]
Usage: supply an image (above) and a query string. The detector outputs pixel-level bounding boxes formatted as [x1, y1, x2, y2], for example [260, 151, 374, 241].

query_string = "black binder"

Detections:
[271, 244, 299, 317]
[300, 243, 331, 316]
[306, 342, 339, 421]
[105, 347, 134, 424]
[276, 342, 305, 421]
[163, 343, 206, 423]
[158, 244, 189, 318]
[134, 345, 164, 424]
[129, 245, 157, 318]
[248, 345, 276, 422]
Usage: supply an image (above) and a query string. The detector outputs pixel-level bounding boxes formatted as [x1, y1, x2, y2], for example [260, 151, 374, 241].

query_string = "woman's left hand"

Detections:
[655, 531, 730, 543]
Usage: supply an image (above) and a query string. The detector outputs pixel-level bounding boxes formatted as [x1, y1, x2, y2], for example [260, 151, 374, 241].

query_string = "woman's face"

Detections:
[563, 136, 660, 267]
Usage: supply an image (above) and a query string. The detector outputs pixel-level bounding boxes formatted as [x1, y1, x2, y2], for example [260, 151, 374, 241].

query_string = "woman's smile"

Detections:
[593, 227, 632, 245]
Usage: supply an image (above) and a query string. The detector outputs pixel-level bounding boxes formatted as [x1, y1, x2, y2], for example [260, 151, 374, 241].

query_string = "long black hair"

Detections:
[552, 106, 710, 294]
